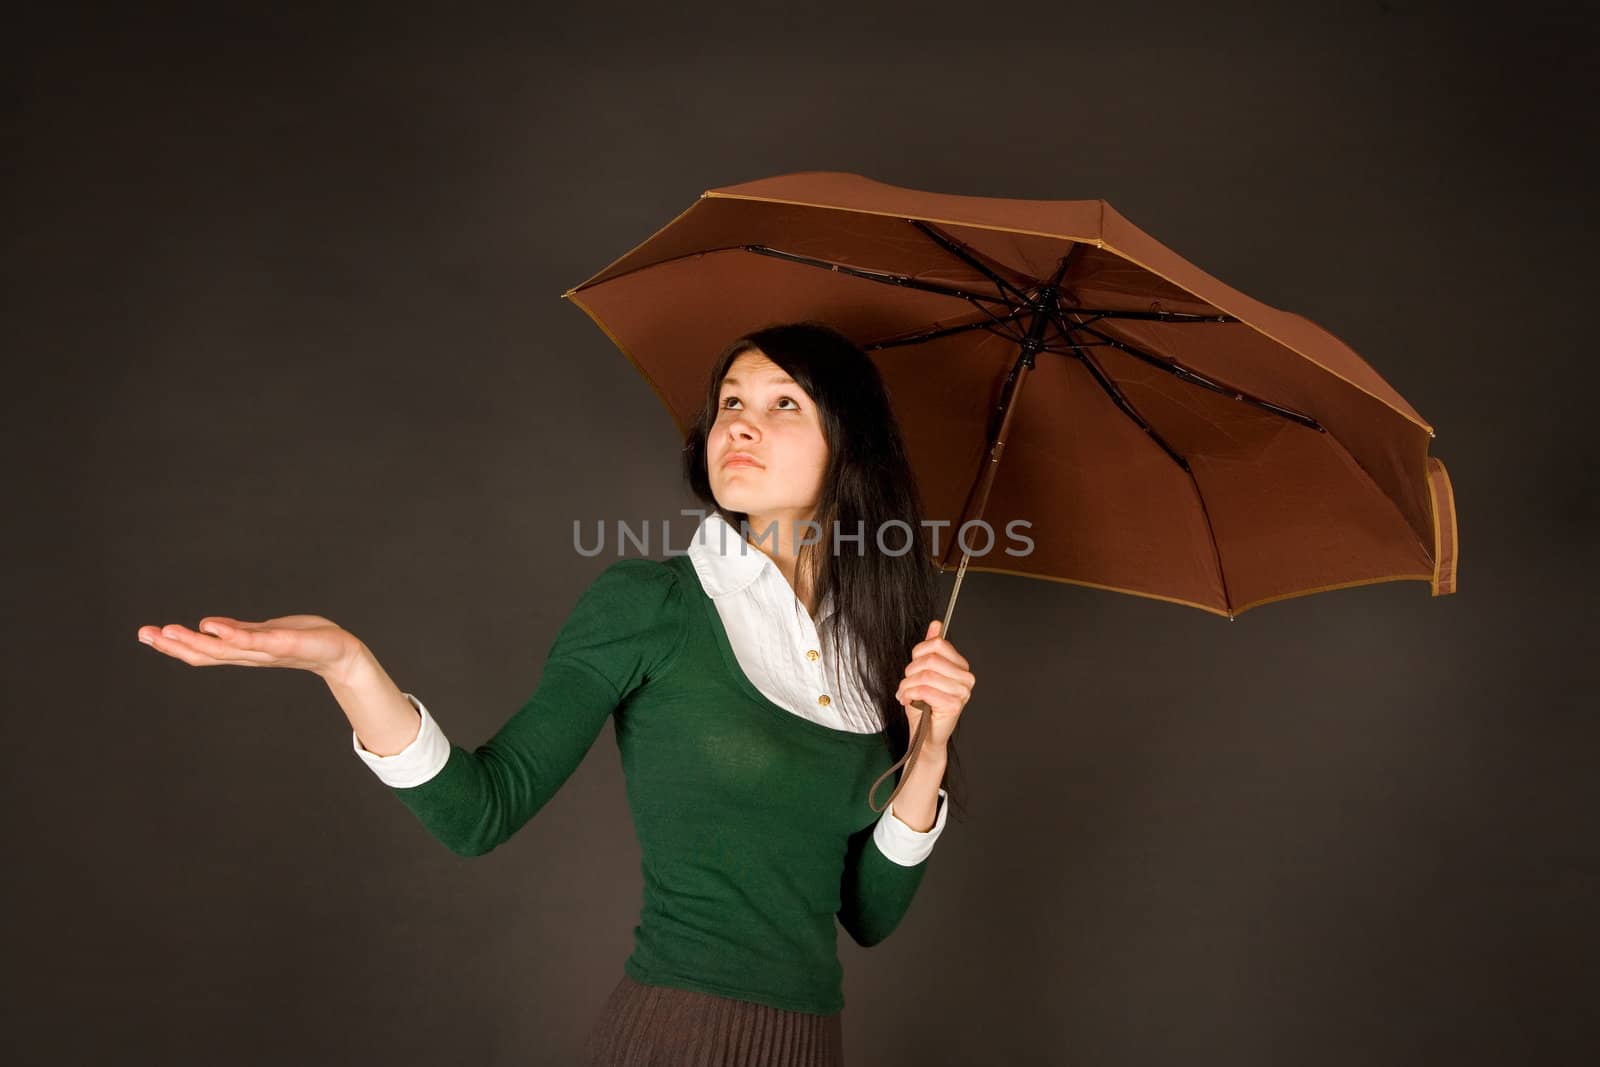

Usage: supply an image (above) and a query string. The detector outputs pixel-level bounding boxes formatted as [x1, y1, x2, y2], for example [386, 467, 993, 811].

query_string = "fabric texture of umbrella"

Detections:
[562, 170, 1459, 810]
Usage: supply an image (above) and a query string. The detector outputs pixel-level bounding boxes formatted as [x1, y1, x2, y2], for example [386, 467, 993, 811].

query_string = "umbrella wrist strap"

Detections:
[867, 697, 938, 814]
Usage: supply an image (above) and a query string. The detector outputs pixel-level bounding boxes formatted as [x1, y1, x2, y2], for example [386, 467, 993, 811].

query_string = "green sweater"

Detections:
[384, 553, 933, 1015]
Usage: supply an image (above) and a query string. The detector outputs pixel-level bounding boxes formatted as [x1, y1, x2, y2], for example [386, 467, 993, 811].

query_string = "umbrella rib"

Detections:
[960, 293, 1034, 339]
[1038, 340, 1114, 355]
[906, 221, 1240, 325]
[744, 241, 1234, 334]
[1060, 307, 1239, 324]
[1190, 479, 1238, 620]
[1065, 305, 1433, 580]
[741, 245, 1015, 308]
[908, 219, 1040, 307]
[859, 307, 1033, 351]
[1051, 318, 1191, 473]
[1062, 315, 1325, 432]
[1051, 316, 1239, 617]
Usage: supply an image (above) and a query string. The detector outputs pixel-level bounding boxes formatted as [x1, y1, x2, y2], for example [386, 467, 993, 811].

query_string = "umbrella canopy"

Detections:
[562, 171, 1458, 622]
[562, 170, 1460, 812]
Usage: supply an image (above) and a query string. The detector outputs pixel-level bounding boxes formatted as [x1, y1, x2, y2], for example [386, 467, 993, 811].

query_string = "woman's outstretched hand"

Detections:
[136, 615, 361, 683]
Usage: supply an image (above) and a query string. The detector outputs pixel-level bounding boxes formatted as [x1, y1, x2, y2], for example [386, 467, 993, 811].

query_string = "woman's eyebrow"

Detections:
[721, 375, 797, 387]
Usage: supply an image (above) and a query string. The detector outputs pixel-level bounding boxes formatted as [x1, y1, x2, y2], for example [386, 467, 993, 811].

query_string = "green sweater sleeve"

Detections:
[836, 816, 932, 947]
[388, 558, 682, 857]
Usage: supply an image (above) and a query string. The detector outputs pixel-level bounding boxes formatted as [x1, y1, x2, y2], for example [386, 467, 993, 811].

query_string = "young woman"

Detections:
[136, 321, 976, 1066]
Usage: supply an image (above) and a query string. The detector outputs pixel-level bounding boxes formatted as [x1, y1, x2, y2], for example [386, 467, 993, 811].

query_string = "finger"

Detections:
[205, 617, 291, 639]
[148, 624, 276, 666]
[896, 671, 967, 705]
[138, 628, 231, 667]
[197, 620, 282, 658]
[929, 641, 969, 671]
[909, 636, 969, 671]
[903, 658, 975, 690]
[900, 685, 960, 715]
[908, 672, 966, 701]
[909, 653, 972, 685]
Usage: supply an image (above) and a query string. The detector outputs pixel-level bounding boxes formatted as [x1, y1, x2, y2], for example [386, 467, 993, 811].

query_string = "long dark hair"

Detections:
[682, 321, 968, 822]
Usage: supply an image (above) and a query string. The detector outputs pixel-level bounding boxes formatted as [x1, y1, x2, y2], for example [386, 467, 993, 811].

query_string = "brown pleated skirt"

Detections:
[582, 972, 845, 1066]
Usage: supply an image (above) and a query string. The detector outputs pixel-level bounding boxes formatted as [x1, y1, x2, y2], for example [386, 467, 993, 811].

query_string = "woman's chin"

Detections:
[711, 483, 759, 513]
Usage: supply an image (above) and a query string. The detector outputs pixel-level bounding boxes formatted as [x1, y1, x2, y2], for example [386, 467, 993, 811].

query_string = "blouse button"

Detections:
[806, 649, 820, 661]
[818, 694, 831, 707]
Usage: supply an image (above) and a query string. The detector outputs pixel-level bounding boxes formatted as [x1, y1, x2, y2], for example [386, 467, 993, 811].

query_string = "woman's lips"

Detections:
[723, 455, 763, 469]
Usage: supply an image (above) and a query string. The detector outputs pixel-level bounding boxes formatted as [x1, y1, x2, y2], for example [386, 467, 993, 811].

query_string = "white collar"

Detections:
[685, 511, 836, 625]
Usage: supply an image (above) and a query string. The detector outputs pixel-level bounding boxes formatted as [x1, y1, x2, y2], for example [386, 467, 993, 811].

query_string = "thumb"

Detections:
[927, 619, 940, 638]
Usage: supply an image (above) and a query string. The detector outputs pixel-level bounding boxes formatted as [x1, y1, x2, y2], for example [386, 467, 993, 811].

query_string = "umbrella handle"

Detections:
[866, 548, 970, 815]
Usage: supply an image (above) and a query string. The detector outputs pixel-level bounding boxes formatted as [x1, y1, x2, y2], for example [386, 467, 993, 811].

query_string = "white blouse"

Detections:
[684, 510, 886, 735]
[354, 510, 949, 864]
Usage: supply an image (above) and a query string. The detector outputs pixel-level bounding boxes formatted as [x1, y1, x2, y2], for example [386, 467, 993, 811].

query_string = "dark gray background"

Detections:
[6, 3, 1594, 1064]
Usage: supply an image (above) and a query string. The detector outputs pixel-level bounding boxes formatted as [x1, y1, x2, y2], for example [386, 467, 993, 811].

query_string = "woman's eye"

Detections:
[720, 396, 800, 411]
[775, 396, 798, 410]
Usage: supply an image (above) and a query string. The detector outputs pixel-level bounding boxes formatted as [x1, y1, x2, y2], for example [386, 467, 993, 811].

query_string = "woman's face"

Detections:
[707, 348, 829, 534]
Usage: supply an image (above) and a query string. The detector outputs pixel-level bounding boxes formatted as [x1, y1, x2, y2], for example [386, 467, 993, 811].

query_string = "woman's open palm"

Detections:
[136, 615, 357, 680]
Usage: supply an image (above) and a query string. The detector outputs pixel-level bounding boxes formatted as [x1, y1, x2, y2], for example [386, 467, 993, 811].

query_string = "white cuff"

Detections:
[351, 692, 451, 788]
[872, 786, 948, 867]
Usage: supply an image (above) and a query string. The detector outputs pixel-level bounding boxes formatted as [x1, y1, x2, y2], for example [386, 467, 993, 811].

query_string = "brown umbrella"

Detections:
[561, 170, 1459, 813]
